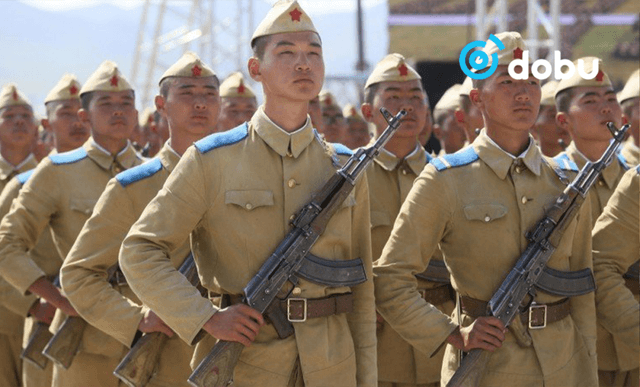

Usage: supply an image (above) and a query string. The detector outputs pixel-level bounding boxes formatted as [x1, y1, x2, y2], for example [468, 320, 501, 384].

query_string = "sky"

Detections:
[2, 0, 388, 115]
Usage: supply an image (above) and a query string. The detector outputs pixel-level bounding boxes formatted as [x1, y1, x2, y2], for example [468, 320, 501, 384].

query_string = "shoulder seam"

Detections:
[431, 147, 478, 171]
[115, 158, 163, 187]
[49, 148, 88, 165]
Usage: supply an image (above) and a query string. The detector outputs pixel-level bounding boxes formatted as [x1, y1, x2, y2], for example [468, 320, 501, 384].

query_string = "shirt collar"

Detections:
[84, 138, 139, 171]
[473, 130, 542, 180]
[0, 153, 37, 180]
[157, 141, 182, 174]
[375, 144, 427, 175]
[253, 106, 315, 158]
[565, 142, 620, 189]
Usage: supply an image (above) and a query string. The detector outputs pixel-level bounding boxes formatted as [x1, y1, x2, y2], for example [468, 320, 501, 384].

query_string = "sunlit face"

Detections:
[45, 99, 88, 151]
[560, 86, 623, 142]
[217, 97, 257, 132]
[0, 105, 38, 149]
[83, 90, 137, 142]
[370, 79, 427, 139]
[320, 105, 345, 143]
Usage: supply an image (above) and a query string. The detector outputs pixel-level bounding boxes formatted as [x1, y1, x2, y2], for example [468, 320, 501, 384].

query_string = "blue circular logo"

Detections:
[459, 34, 505, 80]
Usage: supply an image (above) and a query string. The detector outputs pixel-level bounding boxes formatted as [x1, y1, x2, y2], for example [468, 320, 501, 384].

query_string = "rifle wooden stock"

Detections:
[188, 341, 244, 387]
[20, 321, 52, 369]
[42, 316, 86, 369]
[113, 332, 168, 387]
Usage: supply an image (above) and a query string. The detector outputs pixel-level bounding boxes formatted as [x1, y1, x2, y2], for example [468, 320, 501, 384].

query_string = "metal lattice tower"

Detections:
[131, 0, 255, 109]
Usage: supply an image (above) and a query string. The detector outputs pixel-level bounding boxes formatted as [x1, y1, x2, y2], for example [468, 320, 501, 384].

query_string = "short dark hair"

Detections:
[459, 95, 471, 114]
[251, 35, 272, 61]
[555, 88, 575, 114]
[44, 101, 59, 118]
[621, 98, 638, 118]
[433, 109, 451, 128]
[363, 83, 379, 105]
[471, 78, 486, 90]
[80, 92, 94, 111]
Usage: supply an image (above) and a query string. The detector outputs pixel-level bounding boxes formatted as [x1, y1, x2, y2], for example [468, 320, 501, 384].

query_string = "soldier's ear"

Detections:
[556, 112, 571, 132]
[469, 89, 482, 108]
[77, 109, 90, 126]
[41, 118, 52, 132]
[621, 114, 629, 126]
[360, 103, 373, 122]
[248, 58, 261, 82]
[454, 109, 465, 124]
[154, 95, 166, 116]
[432, 124, 443, 140]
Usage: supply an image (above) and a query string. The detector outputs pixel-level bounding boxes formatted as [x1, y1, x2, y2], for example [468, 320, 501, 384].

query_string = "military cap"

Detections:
[555, 57, 611, 96]
[474, 31, 528, 72]
[540, 80, 559, 106]
[80, 60, 133, 96]
[138, 107, 155, 128]
[44, 74, 81, 104]
[434, 84, 462, 112]
[220, 72, 256, 98]
[158, 52, 216, 86]
[365, 53, 421, 89]
[617, 69, 639, 104]
[251, 0, 318, 45]
[343, 103, 364, 122]
[319, 90, 341, 111]
[0, 84, 31, 111]
[459, 76, 473, 97]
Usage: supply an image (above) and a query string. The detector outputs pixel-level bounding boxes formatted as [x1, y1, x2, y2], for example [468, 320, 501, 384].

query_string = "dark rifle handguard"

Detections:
[42, 315, 86, 369]
[21, 321, 53, 369]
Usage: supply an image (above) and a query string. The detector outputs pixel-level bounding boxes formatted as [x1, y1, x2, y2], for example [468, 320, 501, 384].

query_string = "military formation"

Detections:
[0, 1, 637, 386]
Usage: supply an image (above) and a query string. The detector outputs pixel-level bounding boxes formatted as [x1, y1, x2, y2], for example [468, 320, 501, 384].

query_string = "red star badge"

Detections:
[192, 65, 202, 77]
[110, 75, 119, 87]
[237, 81, 245, 94]
[289, 8, 302, 22]
[11, 90, 18, 101]
[513, 47, 523, 60]
[69, 85, 78, 95]
[595, 70, 604, 82]
[398, 64, 408, 76]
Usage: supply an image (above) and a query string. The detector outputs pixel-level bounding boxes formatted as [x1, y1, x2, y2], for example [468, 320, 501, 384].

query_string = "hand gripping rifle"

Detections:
[188, 108, 406, 387]
[447, 122, 629, 387]
[114, 253, 200, 387]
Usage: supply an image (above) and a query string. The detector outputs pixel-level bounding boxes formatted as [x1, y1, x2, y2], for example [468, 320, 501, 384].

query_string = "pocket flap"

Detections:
[370, 211, 391, 228]
[69, 198, 97, 215]
[225, 190, 274, 211]
[463, 203, 507, 223]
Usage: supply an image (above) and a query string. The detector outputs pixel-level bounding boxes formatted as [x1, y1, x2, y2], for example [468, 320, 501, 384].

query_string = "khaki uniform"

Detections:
[120, 108, 377, 387]
[374, 131, 598, 387]
[620, 140, 639, 167]
[61, 143, 194, 387]
[0, 154, 38, 387]
[0, 170, 60, 387]
[367, 146, 452, 387]
[592, 167, 640, 386]
[0, 139, 142, 387]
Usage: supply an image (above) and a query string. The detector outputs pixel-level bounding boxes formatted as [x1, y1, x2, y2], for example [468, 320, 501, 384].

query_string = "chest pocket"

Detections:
[225, 190, 274, 211]
[69, 198, 97, 216]
[463, 203, 507, 223]
[370, 210, 391, 229]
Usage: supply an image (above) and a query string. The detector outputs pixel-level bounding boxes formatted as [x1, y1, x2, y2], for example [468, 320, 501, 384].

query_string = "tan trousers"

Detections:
[23, 359, 53, 387]
[52, 352, 122, 387]
[0, 332, 22, 387]
[599, 368, 640, 387]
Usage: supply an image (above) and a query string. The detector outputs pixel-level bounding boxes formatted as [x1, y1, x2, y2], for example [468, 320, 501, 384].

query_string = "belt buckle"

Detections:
[528, 303, 547, 329]
[287, 298, 307, 322]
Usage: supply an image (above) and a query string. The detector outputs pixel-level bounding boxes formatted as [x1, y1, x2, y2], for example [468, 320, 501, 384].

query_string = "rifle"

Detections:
[21, 277, 59, 369]
[447, 122, 629, 387]
[188, 108, 407, 387]
[114, 253, 199, 387]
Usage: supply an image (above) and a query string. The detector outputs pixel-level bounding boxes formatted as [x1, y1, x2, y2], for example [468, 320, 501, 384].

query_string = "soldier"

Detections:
[591, 166, 640, 387]
[530, 80, 570, 157]
[216, 71, 258, 132]
[119, 1, 376, 386]
[418, 97, 434, 149]
[0, 61, 143, 387]
[374, 32, 600, 386]
[0, 84, 39, 387]
[618, 69, 639, 166]
[361, 53, 453, 387]
[342, 103, 370, 149]
[308, 93, 325, 134]
[60, 52, 219, 387]
[319, 90, 346, 143]
[553, 57, 638, 386]
[455, 76, 484, 144]
[432, 83, 467, 155]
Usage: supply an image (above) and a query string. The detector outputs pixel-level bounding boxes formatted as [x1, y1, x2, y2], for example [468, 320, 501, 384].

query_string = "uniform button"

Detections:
[515, 166, 522, 174]
[292, 287, 302, 295]
[597, 180, 604, 187]
[245, 203, 253, 210]
[288, 178, 296, 188]
[484, 216, 491, 222]
[402, 169, 407, 175]
[521, 196, 528, 204]
[289, 214, 295, 221]
[286, 150, 293, 158]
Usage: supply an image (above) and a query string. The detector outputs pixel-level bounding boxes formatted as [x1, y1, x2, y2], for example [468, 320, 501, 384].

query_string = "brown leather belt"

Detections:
[419, 285, 454, 306]
[625, 277, 639, 295]
[460, 296, 571, 329]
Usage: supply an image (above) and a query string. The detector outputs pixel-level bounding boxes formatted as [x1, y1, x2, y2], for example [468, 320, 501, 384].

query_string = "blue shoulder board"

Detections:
[617, 153, 630, 171]
[16, 169, 34, 185]
[195, 123, 248, 154]
[636, 165, 639, 174]
[552, 153, 579, 172]
[49, 147, 87, 165]
[331, 143, 353, 156]
[116, 158, 163, 188]
[430, 146, 478, 171]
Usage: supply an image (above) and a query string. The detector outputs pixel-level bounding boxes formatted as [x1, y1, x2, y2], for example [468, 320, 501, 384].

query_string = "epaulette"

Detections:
[116, 158, 162, 188]
[430, 146, 478, 171]
[16, 169, 34, 185]
[195, 123, 248, 154]
[49, 147, 87, 165]
[331, 143, 353, 156]
[617, 153, 630, 171]
[552, 153, 579, 172]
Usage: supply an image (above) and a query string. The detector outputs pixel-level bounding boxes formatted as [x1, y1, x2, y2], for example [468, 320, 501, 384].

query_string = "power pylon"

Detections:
[131, 0, 255, 109]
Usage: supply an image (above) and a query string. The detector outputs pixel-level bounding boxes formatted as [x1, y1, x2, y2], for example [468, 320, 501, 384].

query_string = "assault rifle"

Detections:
[21, 277, 59, 369]
[447, 122, 629, 387]
[188, 108, 407, 387]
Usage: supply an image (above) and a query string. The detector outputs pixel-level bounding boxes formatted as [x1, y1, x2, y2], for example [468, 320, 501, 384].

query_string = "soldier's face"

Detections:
[371, 80, 427, 138]
[308, 95, 324, 132]
[343, 119, 370, 149]
[217, 97, 257, 133]
[255, 31, 324, 103]
[46, 99, 88, 152]
[533, 105, 569, 157]
[162, 77, 220, 136]
[85, 90, 137, 141]
[320, 105, 345, 143]
[475, 66, 541, 133]
[563, 86, 623, 142]
[0, 105, 38, 149]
